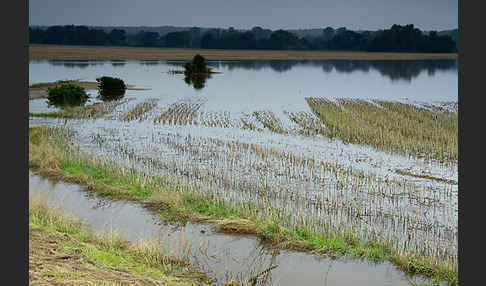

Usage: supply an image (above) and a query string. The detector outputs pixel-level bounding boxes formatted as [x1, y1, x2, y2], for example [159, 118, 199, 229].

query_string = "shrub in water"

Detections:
[183, 55, 212, 89]
[184, 54, 211, 76]
[47, 83, 89, 108]
[96, 76, 126, 101]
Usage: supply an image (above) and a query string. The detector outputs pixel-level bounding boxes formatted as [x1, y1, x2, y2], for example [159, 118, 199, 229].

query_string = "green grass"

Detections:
[28, 126, 457, 285]
[29, 111, 69, 118]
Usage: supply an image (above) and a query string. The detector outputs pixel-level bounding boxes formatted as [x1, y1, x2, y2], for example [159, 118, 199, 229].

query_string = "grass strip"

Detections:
[28, 126, 457, 285]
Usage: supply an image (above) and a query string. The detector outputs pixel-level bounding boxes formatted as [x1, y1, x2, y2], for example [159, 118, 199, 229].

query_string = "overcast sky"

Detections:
[29, 0, 457, 31]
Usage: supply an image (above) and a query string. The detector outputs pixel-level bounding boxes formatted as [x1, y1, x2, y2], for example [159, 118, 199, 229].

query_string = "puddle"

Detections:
[29, 170, 432, 286]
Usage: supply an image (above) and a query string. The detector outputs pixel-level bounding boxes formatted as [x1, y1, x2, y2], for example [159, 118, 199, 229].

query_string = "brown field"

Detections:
[29, 44, 458, 61]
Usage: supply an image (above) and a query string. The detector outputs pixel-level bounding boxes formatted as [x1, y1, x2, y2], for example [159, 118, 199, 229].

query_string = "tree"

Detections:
[108, 29, 126, 45]
[165, 31, 191, 47]
[135, 31, 160, 46]
[322, 27, 335, 41]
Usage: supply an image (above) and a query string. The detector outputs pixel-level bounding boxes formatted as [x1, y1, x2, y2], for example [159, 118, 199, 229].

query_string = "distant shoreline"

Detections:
[29, 44, 458, 61]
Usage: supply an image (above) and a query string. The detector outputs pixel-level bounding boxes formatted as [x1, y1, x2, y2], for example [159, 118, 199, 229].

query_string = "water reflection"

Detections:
[140, 60, 162, 66]
[48, 60, 105, 69]
[184, 73, 211, 90]
[202, 59, 457, 82]
[47, 96, 89, 109]
[111, 60, 126, 67]
[47, 59, 457, 83]
[97, 90, 125, 101]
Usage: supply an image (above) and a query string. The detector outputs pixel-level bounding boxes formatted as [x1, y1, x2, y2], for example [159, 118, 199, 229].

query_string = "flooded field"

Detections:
[29, 59, 458, 284]
[30, 171, 432, 285]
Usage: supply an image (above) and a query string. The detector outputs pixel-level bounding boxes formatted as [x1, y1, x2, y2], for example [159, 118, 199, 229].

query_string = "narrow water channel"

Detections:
[29, 170, 431, 286]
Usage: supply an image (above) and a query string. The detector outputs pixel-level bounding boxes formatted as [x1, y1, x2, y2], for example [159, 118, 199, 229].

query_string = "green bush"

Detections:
[47, 83, 89, 108]
[96, 76, 126, 101]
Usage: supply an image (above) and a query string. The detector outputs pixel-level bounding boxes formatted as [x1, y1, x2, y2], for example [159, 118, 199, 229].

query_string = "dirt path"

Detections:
[29, 44, 458, 61]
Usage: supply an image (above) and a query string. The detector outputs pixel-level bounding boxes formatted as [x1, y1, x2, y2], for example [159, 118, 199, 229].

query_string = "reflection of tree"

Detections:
[331, 60, 371, 74]
[48, 60, 105, 69]
[184, 73, 211, 90]
[268, 60, 293, 73]
[318, 60, 457, 82]
[172, 59, 456, 81]
[111, 60, 126, 67]
[47, 96, 88, 109]
[140, 60, 161, 66]
[370, 60, 456, 82]
[97, 90, 125, 101]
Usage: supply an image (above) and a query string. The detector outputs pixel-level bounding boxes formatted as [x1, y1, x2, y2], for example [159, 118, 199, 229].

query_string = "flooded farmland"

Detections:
[29, 59, 458, 285]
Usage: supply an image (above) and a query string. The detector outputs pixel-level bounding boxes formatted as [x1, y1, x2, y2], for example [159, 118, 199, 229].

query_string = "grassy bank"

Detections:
[29, 194, 210, 285]
[29, 44, 457, 61]
[306, 98, 458, 163]
[28, 126, 457, 285]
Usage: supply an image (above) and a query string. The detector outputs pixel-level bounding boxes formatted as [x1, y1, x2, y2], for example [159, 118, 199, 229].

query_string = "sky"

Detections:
[29, 0, 458, 31]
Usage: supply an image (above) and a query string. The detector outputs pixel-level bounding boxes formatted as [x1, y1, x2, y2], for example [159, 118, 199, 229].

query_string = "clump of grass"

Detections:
[252, 111, 288, 134]
[29, 112, 64, 118]
[286, 111, 326, 136]
[306, 98, 457, 163]
[121, 99, 158, 122]
[154, 101, 204, 125]
[200, 111, 239, 128]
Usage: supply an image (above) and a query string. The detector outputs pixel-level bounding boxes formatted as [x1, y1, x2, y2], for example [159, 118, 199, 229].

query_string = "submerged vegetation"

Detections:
[28, 126, 457, 285]
[306, 98, 457, 163]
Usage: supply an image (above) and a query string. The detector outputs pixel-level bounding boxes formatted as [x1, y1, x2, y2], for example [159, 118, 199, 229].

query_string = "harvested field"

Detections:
[29, 58, 457, 285]
[29, 44, 458, 61]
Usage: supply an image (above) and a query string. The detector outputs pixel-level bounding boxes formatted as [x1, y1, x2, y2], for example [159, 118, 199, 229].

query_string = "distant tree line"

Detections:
[29, 24, 457, 53]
